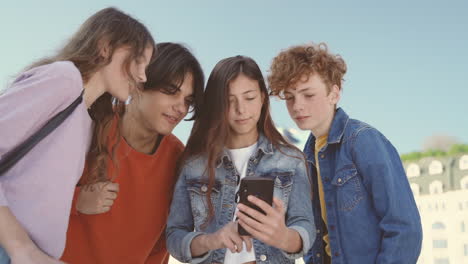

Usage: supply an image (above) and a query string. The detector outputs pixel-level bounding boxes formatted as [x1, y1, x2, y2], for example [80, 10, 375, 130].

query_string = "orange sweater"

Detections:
[61, 134, 184, 264]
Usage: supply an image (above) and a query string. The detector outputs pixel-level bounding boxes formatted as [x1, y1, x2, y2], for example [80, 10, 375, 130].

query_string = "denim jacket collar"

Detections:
[328, 107, 349, 144]
[216, 133, 274, 168]
[305, 108, 349, 166]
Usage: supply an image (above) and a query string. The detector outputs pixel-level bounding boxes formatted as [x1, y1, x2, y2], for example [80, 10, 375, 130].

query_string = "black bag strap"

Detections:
[0, 91, 84, 176]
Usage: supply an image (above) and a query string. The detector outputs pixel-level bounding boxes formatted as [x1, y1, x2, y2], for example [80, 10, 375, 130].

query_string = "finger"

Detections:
[238, 219, 268, 243]
[102, 206, 111, 213]
[104, 182, 119, 192]
[105, 191, 118, 200]
[242, 236, 253, 252]
[237, 203, 268, 223]
[84, 182, 104, 191]
[102, 199, 114, 206]
[94, 182, 107, 188]
[223, 237, 237, 253]
[247, 195, 275, 215]
[236, 211, 264, 233]
[272, 197, 285, 214]
[229, 232, 244, 253]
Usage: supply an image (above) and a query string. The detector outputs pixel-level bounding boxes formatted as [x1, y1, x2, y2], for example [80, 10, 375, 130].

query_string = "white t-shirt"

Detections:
[224, 142, 258, 264]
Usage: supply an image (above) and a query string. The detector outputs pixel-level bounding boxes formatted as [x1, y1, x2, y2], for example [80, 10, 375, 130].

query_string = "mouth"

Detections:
[295, 116, 309, 122]
[163, 113, 179, 125]
[235, 117, 251, 124]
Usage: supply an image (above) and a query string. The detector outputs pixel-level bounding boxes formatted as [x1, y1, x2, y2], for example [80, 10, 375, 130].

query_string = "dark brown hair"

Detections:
[181, 55, 300, 225]
[143, 42, 204, 121]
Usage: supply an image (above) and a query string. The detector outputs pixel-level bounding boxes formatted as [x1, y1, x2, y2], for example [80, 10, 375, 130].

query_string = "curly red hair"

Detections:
[268, 43, 347, 97]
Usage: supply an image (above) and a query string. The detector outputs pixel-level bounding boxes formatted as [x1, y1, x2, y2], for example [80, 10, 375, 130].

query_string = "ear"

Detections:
[98, 39, 111, 59]
[329, 84, 341, 105]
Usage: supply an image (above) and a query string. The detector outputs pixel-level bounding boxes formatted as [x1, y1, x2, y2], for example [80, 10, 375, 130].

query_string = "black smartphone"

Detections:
[237, 176, 274, 236]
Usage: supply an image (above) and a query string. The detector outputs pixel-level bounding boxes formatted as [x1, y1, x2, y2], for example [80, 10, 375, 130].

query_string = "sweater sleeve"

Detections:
[0, 61, 83, 206]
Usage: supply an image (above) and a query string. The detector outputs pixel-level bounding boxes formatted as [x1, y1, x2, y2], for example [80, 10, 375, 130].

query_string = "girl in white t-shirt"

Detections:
[167, 56, 315, 264]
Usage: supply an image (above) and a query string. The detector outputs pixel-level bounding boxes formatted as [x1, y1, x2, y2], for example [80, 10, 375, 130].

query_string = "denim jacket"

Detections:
[303, 108, 422, 264]
[166, 134, 316, 264]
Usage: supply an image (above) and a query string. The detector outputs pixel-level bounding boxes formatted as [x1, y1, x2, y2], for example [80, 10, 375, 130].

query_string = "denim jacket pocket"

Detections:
[186, 179, 222, 229]
[261, 170, 295, 207]
[331, 166, 365, 211]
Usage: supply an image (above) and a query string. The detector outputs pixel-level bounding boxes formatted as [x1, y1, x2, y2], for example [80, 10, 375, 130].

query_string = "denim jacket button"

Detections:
[320, 154, 325, 159]
[201, 185, 208, 192]
[260, 254, 267, 261]
[337, 178, 342, 183]
[317, 229, 321, 233]
[316, 253, 321, 257]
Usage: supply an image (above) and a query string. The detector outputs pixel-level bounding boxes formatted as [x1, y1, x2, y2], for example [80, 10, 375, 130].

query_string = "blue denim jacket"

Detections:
[303, 108, 422, 264]
[166, 134, 316, 264]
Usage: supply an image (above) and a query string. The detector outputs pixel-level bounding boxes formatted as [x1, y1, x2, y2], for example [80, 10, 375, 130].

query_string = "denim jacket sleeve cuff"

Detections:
[281, 225, 311, 259]
[182, 231, 212, 264]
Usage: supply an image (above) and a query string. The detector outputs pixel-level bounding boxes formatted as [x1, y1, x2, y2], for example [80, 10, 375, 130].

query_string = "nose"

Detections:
[236, 101, 246, 114]
[291, 97, 304, 113]
[173, 95, 187, 116]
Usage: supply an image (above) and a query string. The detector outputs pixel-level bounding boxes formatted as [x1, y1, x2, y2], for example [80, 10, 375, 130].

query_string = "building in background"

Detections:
[404, 154, 468, 264]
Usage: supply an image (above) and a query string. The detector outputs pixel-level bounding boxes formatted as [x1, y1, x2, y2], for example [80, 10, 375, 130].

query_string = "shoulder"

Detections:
[345, 119, 398, 159]
[164, 134, 185, 154]
[42, 61, 81, 77]
[353, 122, 388, 145]
[11, 61, 83, 100]
[25, 61, 81, 85]
[343, 118, 386, 143]
[271, 144, 306, 167]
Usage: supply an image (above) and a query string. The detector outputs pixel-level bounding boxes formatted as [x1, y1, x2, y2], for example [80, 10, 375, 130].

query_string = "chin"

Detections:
[233, 127, 256, 136]
[294, 122, 307, 130]
[115, 94, 129, 102]
[160, 126, 176, 136]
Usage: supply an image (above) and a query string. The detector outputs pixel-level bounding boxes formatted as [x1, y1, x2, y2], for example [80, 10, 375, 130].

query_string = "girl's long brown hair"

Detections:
[181, 56, 300, 226]
[27, 7, 155, 184]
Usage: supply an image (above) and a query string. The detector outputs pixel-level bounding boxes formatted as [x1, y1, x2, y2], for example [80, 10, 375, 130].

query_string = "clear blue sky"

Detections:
[1, 0, 467, 154]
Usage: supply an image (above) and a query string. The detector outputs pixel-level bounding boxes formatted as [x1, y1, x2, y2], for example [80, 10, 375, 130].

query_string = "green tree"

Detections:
[401, 144, 468, 162]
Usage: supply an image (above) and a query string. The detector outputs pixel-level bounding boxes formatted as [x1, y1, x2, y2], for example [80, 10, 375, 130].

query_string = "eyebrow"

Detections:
[168, 84, 180, 90]
[229, 89, 257, 96]
[298, 87, 315, 93]
[285, 87, 314, 94]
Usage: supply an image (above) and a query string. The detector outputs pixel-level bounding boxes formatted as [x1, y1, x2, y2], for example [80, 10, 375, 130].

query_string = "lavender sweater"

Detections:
[0, 61, 93, 258]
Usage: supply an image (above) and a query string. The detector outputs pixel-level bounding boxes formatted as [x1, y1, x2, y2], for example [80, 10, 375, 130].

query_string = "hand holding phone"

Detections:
[236, 178, 302, 253]
[237, 177, 274, 236]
